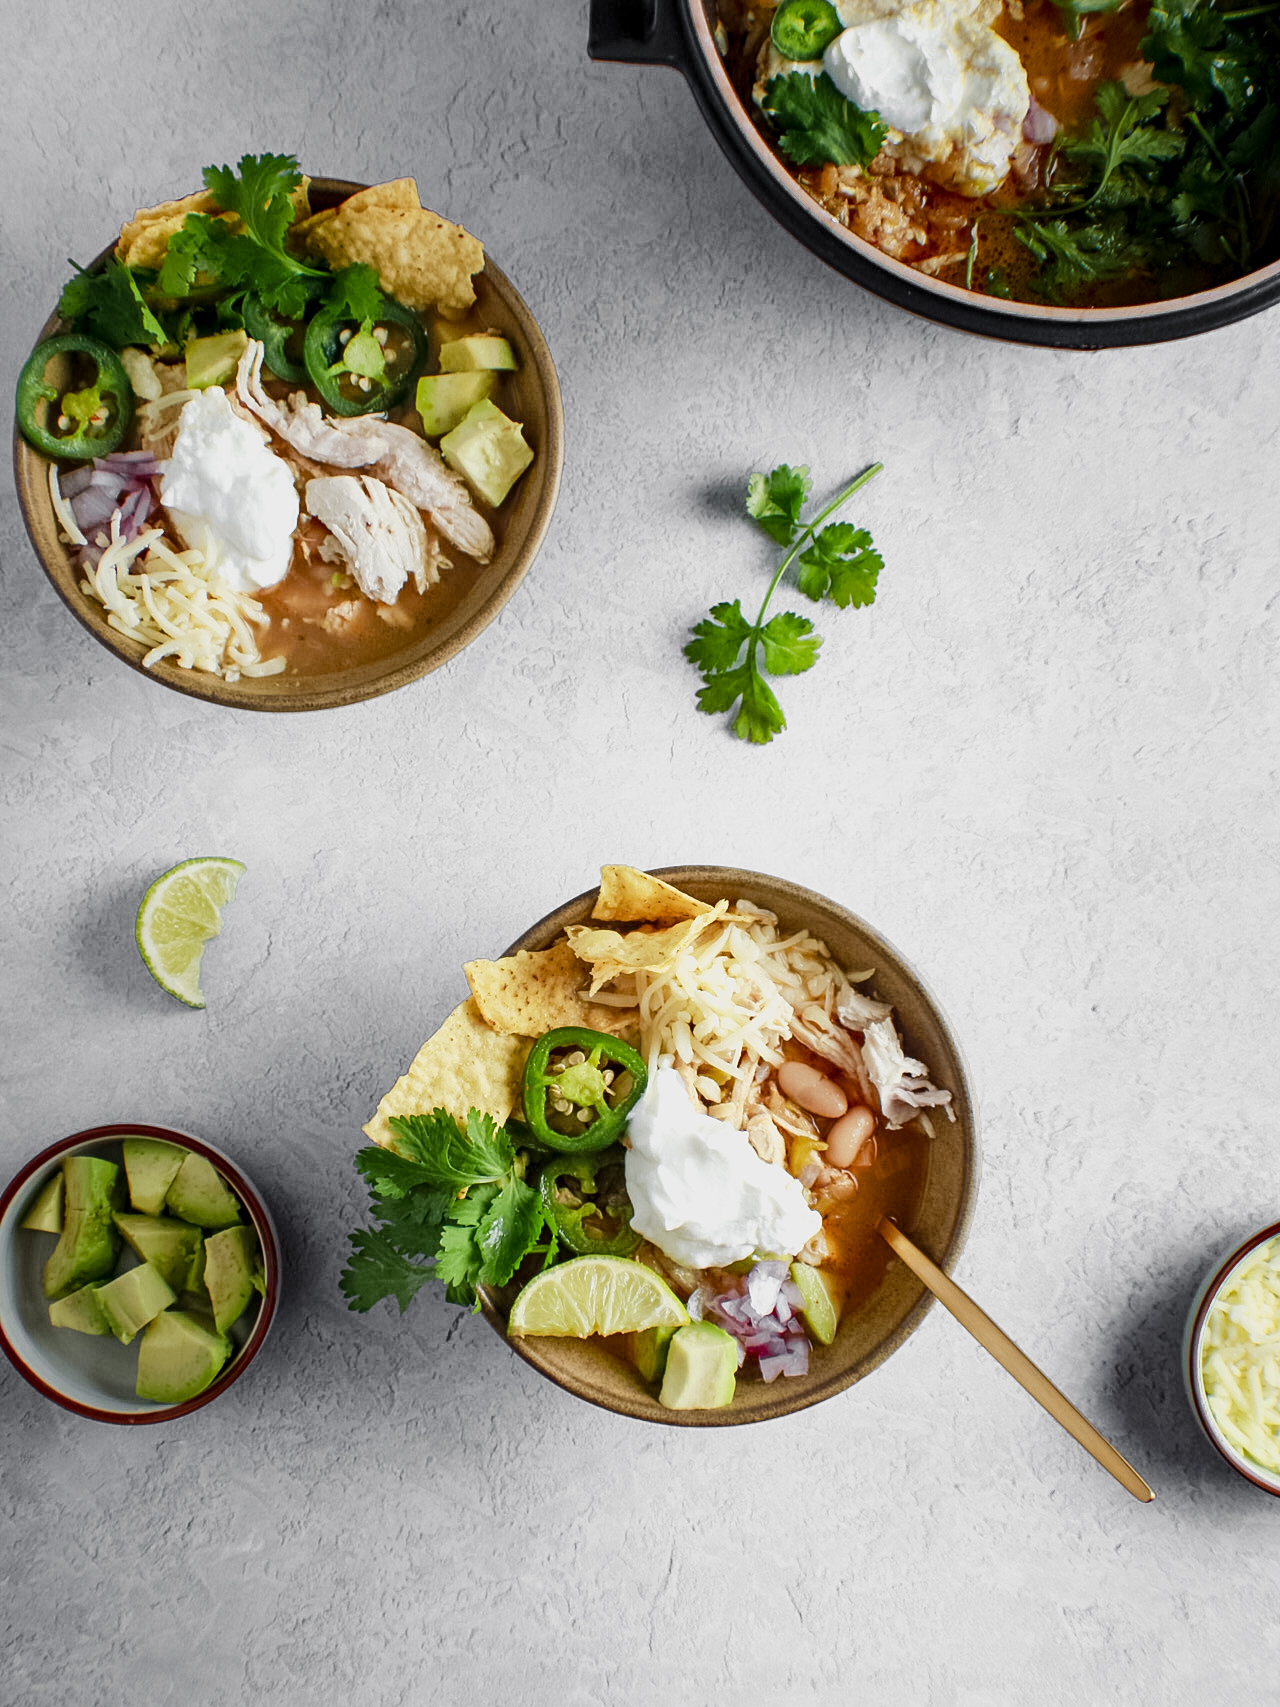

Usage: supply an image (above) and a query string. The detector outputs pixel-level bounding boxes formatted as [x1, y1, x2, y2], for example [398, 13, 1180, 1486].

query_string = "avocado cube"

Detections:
[202, 1225, 260, 1332]
[185, 329, 249, 390]
[123, 1138, 187, 1215]
[659, 1322, 738, 1410]
[136, 1310, 231, 1404]
[43, 1156, 122, 1300]
[48, 1284, 110, 1336]
[415, 370, 495, 438]
[164, 1153, 242, 1230]
[440, 399, 534, 508]
[113, 1212, 204, 1293]
[634, 1324, 678, 1384]
[21, 1172, 64, 1233]
[437, 334, 517, 373]
[95, 1262, 177, 1345]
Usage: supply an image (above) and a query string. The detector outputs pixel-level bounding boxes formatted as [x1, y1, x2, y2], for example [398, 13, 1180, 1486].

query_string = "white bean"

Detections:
[777, 1061, 847, 1120]
[826, 1106, 875, 1169]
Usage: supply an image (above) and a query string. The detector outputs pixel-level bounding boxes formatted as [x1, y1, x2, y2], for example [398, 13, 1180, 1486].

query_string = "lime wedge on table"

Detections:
[508, 1257, 690, 1339]
[135, 858, 245, 1008]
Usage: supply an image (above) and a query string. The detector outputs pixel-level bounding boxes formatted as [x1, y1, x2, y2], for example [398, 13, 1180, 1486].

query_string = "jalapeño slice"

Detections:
[539, 1148, 641, 1257]
[523, 1027, 648, 1154]
[242, 285, 324, 386]
[770, 0, 843, 59]
[302, 296, 428, 417]
[16, 334, 134, 460]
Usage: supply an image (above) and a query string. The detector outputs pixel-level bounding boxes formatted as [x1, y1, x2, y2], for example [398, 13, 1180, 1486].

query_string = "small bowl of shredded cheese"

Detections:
[1186, 1225, 1280, 1493]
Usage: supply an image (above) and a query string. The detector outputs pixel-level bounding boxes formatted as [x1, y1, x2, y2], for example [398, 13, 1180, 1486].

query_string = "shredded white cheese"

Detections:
[48, 463, 87, 548]
[1201, 1236, 1280, 1471]
[79, 520, 285, 681]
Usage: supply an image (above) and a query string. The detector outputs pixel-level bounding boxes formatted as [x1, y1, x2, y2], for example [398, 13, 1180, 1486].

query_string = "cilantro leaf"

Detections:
[58, 258, 168, 348]
[746, 464, 811, 546]
[435, 1223, 485, 1306]
[328, 263, 385, 324]
[685, 600, 753, 674]
[1016, 215, 1148, 298]
[203, 153, 304, 258]
[387, 1108, 513, 1187]
[1063, 84, 1184, 201]
[476, 1178, 546, 1286]
[1143, 0, 1260, 113]
[732, 671, 788, 744]
[340, 1227, 437, 1314]
[796, 522, 883, 607]
[763, 72, 887, 169]
[758, 612, 821, 676]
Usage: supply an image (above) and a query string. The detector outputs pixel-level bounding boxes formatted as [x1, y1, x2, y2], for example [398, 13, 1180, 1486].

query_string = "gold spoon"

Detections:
[877, 1217, 1154, 1504]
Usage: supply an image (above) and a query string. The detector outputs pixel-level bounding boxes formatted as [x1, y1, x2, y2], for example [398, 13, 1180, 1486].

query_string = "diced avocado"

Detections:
[415, 370, 495, 437]
[440, 399, 534, 508]
[659, 1321, 738, 1410]
[123, 1138, 187, 1215]
[48, 1283, 110, 1336]
[136, 1310, 232, 1404]
[438, 334, 518, 373]
[185, 329, 250, 390]
[165, 1153, 242, 1230]
[43, 1156, 122, 1300]
[634, 1324, 678, 1384]
[203, 1225, 260, 1333]
[789, 1261, 839, 1346]
[21, 1172, 64, 1233]
[113, 1212, 204, 1293]
[95, 1262, 177, 1345]
[186, 1238, 207, 1294]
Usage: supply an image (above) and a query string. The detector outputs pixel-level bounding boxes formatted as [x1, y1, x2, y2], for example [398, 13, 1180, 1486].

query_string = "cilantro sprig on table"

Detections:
[341, 1109, 556, 1314]
[685, 463, 883, 746]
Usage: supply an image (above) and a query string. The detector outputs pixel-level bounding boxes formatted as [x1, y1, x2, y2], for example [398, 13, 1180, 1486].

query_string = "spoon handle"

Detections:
[877, 1218, 1154, 1504]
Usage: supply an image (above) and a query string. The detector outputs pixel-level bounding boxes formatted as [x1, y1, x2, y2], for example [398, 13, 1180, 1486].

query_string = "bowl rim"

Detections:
[12, 176, 565, 712]
[479, 864, 981, 1425]
[672, 0, 1280, 347]
[0, 1122, 281, 1425]
[1184, 1219, 1280, 1495]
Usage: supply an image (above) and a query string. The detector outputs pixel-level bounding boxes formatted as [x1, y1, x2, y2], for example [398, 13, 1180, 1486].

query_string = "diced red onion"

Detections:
[59, 466, 95, 499]
[1023, 98, 1059, 144]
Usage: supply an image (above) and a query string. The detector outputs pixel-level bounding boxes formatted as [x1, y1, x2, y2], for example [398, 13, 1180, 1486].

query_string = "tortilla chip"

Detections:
[592, 865, 711, 925]
[339, 178, 421, 214]
[306, 205, 484, 314]
[117, 180, 311, 271]
[564, 915, 714, 994]
[362, 998, 527, 1147]
[465, 942, 638, 1038]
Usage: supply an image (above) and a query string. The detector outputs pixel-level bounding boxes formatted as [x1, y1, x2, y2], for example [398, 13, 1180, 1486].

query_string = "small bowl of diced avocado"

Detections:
[0, 1124, 280, 1422]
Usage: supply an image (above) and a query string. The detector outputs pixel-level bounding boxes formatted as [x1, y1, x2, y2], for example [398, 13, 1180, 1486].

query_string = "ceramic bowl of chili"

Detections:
[478, 866, 981, 1426]
[12, 177, 564, 712]
[0, 1123, 281, 1425]
[587, 0, 1280, 349]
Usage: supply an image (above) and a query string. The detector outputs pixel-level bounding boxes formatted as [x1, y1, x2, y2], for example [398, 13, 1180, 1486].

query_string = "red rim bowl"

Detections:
[0, 1123, 281, 1424]
[1184, 1219, 1280, 1494]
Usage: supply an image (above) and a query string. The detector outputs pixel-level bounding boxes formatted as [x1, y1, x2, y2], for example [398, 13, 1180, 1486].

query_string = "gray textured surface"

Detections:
[3, 1, 1280, 1702]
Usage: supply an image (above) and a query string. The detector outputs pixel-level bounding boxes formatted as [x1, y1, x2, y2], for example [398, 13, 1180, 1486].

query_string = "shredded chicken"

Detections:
[840, 993, 955, 1130]
[235, 340, 494, 564]
[305, 475, 435, 606]
[746, 1110, 786, 1169]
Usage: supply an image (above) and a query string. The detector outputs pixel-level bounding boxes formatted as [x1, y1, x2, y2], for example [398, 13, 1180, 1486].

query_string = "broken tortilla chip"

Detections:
[117, 180, 312, 272]
[592, 865, 711, 925]
[564, 914, 718, 995]
[465, 942, 638, 1039]
[338, 178, 421, 214]
[363, 997, 528, 1147]
[305, 204, 484, 314]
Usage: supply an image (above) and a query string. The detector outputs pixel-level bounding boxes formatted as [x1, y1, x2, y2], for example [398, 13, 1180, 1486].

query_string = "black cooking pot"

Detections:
[588, 0, 1280, 348]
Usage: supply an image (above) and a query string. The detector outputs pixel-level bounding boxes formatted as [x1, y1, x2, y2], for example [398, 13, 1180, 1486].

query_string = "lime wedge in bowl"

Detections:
[508, 1256, 689, 1339]
[135, 857, 245, 1008]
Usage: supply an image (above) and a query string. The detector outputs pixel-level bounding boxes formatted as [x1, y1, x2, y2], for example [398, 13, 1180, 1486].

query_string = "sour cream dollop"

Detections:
[625, 1065, 822, 1269]
[160, 387, 298, 592]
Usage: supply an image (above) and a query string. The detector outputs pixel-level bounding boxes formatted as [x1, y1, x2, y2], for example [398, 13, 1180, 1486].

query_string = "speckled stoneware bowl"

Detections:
[13, 178, 563, 712]
[0, 1124, 281, 1424]
[1184, 1221, 1280, 1495]
[480, 866, 980, 1426]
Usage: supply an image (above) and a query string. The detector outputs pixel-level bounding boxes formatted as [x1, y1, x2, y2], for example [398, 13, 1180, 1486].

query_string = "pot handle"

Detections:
[588, 0, 687, 69]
